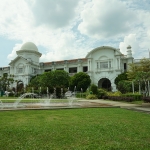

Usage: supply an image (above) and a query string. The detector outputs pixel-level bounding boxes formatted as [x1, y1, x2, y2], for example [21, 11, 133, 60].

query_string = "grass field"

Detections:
[0, 108, 150, 150]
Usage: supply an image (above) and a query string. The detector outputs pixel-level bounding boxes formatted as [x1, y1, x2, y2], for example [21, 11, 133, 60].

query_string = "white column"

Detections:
[64, 64, 69, 73]
[90, 59, 92, 71]
[119, 58, 120, 69]
[78, 64, 82, 72]
[88, 60, 90, 71]
[116, 58, 118, 69]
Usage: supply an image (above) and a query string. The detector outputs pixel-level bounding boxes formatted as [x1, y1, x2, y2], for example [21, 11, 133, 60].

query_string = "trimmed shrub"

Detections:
[123, 93, 142, 101]
[143, 97, 150, 103]
[107, 92, 142, 102]
[97, 88, 108, 99]
[89, 84, 98, 95]
[107, 96, 134, 102]
[107, 91, 122, 97]
[86, 94, 97, 99]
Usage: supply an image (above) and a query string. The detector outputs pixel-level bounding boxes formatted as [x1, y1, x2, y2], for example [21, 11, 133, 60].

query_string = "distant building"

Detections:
[0, 42, 135, 91]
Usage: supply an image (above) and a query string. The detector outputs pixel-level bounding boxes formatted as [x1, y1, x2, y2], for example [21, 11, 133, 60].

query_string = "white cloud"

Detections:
[119, 34, 139, 55]
[0, 0, 86, 62]
[0, 0, 35, 40]
[40, 30, 91, 62]
[0, 0, 150, 65]
[78, 0, 137, 39]
[26, 0, 80, 28]
[7, 43, 23, 61]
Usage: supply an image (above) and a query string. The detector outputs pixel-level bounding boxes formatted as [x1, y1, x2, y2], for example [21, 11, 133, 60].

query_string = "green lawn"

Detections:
[0, 108, 150, 150]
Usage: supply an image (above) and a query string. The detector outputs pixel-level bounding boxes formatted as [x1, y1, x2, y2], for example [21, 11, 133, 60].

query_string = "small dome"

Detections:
[20, 42, 38, 52]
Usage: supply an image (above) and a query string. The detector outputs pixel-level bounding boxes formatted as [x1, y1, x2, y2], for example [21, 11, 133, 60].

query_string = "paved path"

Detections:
[79, 99, 150, 113]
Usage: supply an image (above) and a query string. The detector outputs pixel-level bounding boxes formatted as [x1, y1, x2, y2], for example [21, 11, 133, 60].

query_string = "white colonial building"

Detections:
[0, 42, 134, 91]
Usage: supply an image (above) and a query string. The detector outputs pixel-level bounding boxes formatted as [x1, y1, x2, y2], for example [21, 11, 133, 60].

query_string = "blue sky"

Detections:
[0, 0, 150, 67]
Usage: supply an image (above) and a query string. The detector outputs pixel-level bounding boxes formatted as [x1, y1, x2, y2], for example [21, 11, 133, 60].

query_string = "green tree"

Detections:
[29, 75, 41, 91]
[69, 72, 91, 92]
[127, 58, 150, 80]
[127, 58, 150, 96]
[0, 73, 14, 91]
[30, 70, 70, 93]
[89, 84, 98, 95]
[114, 72, 128, 86]
[49, 70, 70, 88]
[117, 80, 132, 94]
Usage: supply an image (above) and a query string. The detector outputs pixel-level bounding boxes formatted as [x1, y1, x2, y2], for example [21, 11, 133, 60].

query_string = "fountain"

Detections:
[0, 86, 105, 110]
[0, 91, 112, 110]
[0, 88, 77, 110]
[64, 86, 77, 107]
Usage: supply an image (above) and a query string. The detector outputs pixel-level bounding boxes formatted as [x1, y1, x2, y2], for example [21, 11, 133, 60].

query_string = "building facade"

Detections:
[0, 42, 134, 91]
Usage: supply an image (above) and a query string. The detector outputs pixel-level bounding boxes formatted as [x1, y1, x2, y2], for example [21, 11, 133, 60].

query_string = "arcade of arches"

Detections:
[98, 78, 111, 91]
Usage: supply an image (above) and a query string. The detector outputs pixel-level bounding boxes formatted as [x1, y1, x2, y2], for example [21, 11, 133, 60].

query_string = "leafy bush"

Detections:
[143, 97, 150, 103]
[107, 91, 122, 96]
[123, 93, 142, 101]
[89, 84, 98, 95]
[69, 72, 91, 92]
[97, 88, 108, 99]
[8, 92, 15, 97]
[117, 80, 132, 93]
[107, 96, 134, 102]
[86, 94, 97, 99]
[89, 91, 93, 94]
[114, 72, 128, 86]
[107, 96, 121, 101]
[107, 92, 142, 102]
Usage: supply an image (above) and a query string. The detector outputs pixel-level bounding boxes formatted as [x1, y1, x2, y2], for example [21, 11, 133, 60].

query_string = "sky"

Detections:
[0, 0, 150, 67]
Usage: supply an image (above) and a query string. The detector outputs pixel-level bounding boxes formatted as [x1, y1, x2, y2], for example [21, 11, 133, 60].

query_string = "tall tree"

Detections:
[0, 73, 14, 91]
[127, 58, 150, 80]
[69, 72, 91, 92]
[29, 70, 70, 92]
[127, 58, 150, 96]
[114, 72, 128, 86]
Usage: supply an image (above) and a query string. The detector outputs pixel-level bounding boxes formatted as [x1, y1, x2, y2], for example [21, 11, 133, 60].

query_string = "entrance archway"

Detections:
[98, 78, 111, 91]
[17, 80, 24, 93]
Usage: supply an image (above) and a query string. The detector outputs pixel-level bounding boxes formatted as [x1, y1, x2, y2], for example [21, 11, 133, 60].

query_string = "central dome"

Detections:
[20, 42, 38, 52]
